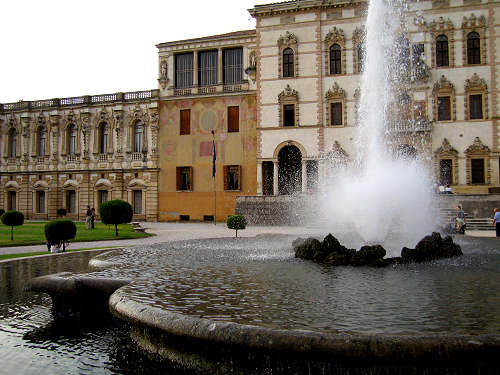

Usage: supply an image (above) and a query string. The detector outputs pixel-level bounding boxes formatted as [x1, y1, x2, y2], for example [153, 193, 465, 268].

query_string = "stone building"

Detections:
[1, 0, 499, 224]
[0, 91, 159, 221]
[248, 0, 500, 195]
[156, 31, 258, 221]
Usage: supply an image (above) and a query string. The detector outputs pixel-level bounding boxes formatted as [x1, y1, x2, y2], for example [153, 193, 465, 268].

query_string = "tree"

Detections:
[227, 215, 247, 238]
[0, 209, 5, 217]
[44, 219, 77, 251]
[1, 210, 24, 240]
[56, 208, 67, 217]
[99, 200, 133, 236]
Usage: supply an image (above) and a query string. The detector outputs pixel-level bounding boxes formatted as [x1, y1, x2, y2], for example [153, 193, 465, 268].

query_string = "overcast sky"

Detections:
[0, 0, 269, 103]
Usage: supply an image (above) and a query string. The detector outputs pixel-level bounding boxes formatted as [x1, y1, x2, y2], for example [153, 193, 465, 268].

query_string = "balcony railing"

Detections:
[171, 81, 249, 97]
[387, 118, 433, 133]
[0, 89, 158, 113]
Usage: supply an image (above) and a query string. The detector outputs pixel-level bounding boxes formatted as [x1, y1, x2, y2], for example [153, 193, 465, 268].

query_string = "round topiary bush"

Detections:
[227, 215, 247, 238]
[99, 199, 133, 236]
[44, 219, 77, 251]
[1, 210, 25, 240]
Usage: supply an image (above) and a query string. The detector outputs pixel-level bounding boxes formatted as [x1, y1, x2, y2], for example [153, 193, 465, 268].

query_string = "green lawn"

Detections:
[0, 221, 151, 247]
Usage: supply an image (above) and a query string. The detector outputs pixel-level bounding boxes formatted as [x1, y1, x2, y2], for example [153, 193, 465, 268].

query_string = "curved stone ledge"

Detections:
[109, 288, 500, 370]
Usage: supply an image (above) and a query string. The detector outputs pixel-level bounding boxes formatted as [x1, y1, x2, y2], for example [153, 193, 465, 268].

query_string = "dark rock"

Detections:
[401, 232, 462, 263]
[294, 237, 322, 260]
[324, 249, 356, 266]
[351, 245, 386, 266]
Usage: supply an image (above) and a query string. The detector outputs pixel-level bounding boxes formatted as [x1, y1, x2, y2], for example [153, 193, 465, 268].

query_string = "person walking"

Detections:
[91, 207, 96, 229]
[493, 208, 500, 237]
[455, 205, 466, 234]
[85, 205, 92, 229]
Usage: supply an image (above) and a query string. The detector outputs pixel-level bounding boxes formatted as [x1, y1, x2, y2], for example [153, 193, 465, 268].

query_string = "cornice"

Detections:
[248, 0, 366, 17]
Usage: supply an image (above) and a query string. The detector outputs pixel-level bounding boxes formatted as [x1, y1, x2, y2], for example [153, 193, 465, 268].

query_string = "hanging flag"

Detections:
[212, 132, 216, 178]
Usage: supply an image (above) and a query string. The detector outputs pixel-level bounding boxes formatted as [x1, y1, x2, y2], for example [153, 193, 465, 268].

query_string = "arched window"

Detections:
[99, 123, 108, 154]
[436, 35, 449, 67]
[38, 127, 47, 157]
[283, 48, 294, 78]
[467, 32, 480, 65]
[134, 121, 144, 153]
[329, 44, 341, 74]
[68, 124, 77, 155]
[8, 128, 17, 157]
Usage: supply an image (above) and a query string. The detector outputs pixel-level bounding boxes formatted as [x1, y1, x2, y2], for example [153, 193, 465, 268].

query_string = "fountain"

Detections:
[3, 0, 499, 373]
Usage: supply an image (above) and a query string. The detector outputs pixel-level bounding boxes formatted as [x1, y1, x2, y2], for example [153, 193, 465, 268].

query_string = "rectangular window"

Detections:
[228, 106, 239, 132]
[412, 43, 424, 67]
[437, 96, 451, 121]
[198, 50, 218, 86]
[469, 94, 483, 120]
[180, 109, 191, 135]
[223, 48, 243, 84]
[224, 165, 241, 190]
[133, 190, 142, 214]
[471, 158, 485, 184]
[99, 190, 108, 205]
[36, 191, 45, 214]
[175, 53, 194, 89]
[283, 104, 295, 127]
[176, 167, 193, 191]
[8, 191, 16, 211]
[67, 190, 76, 213]
[330, 102, 343, 126]
[439, 159, 452, 185]
[306, 160, 318, 191]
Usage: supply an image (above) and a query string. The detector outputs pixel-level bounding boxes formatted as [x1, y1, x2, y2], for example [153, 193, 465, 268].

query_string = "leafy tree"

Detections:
[44, 219, 77, 251]
[1, 210, 24, 240]
[99, 200, 133, 236]
[227, 215, 247, 238]
[56, 208, 67, 217]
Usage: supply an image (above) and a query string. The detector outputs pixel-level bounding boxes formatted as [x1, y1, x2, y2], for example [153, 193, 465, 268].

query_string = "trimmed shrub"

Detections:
[0, 209, 5, 217]
[56, 208, 67, 217]
[1, 210, 24, 240]
[44, 219, 77, 251]
[227, 215, 247, 238]
[99, 200, 133, 236]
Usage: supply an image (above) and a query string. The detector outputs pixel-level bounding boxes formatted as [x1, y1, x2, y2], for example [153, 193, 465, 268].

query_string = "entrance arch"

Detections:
[278, 145, 302, 195]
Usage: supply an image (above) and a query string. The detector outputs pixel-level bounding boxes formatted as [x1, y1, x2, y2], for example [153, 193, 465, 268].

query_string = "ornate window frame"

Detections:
[465, 137, 490, 185]
[432, 75, 456, 121]
[5, 117, 20, 158]
[278, 84, 299, 127]
[429, 17, 455, 68]
[464, 73, 488, 120]
[127, 105, 149, 155]
[462, 14, 487, 66]
[434, 138, 459, 185]
[324, 27, 346, 76]
[93, 108, 113, 155]
[277, 32, 298, 78]
[352, 27, 365, 74]
[325, 83, 347, 127]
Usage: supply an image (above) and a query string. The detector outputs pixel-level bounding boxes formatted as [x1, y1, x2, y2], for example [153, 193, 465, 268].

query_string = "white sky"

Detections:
[0, 0, 270, 103]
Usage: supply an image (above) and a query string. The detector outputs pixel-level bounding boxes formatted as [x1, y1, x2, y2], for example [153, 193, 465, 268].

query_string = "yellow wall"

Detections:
[158, 95, 257, 221]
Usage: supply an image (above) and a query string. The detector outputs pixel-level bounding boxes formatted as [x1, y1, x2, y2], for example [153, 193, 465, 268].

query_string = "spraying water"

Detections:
[322, 0, 436, 253]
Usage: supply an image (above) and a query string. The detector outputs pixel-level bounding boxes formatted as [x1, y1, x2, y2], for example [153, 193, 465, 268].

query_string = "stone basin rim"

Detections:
[109, 288, 500, 363]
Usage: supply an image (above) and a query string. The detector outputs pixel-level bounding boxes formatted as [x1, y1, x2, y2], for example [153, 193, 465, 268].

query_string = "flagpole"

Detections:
[212, 130, 216, 226]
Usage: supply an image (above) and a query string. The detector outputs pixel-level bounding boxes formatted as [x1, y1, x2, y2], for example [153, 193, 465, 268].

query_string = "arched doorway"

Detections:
[278, 145, 302, 195]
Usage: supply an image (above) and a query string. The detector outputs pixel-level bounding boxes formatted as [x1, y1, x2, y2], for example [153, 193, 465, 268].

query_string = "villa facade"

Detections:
[0, 0, 499, 222]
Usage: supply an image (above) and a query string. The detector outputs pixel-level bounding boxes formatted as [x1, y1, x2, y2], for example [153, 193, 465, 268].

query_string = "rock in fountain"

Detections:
[294, 232, 462, 267]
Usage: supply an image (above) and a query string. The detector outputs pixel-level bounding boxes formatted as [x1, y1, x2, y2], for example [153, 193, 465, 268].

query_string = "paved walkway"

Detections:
[0, 222, 496, 256]
[0, 222, 328, 255]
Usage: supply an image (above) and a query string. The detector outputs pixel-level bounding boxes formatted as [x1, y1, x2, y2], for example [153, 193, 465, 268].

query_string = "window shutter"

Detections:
[188, 167, 193, 191]
[228, 106, 239, 132]
[176, 167, 181, 190]
[237, 165, 242, 190]
[180, 110, 190, 135]
[223, 165, 229, 190]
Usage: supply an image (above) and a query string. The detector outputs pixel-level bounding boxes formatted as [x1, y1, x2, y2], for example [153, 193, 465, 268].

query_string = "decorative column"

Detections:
[49, 114, 59, 163]
[273, 161, 279, 195]
[21, 115, 31, 166]
[218, 48, 223, 85]
[193, 51, 199, 87]
[80, 112, 90, 163]
[257, 161, 263, 195]
[149, 108, 159, 165]
[301, 160, 307, 193]
[113, 109, 123, 162]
